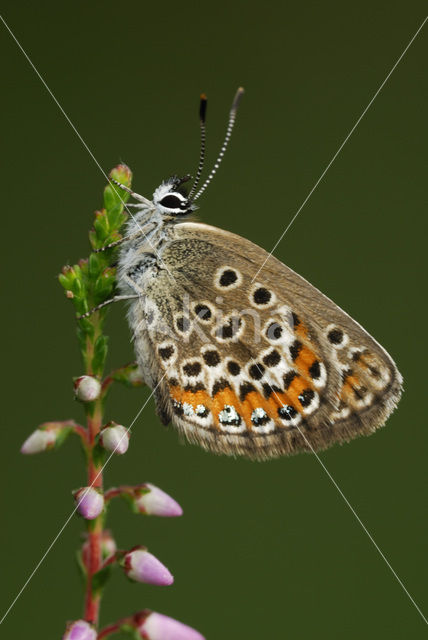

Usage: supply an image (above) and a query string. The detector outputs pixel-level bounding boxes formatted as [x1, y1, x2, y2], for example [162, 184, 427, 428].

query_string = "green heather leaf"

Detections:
[77, 317, 95, 339]
[121, 487, 149, 515]
[78, 259, 89, 277]
[92, 565, 112, 596]
[54, 427, 74, 449]
[104, 165, 132, 228]
[92, 441, 106, 467]
[58, 273, 72, 290]
[104, 165, 132, 209]
[92, 335, 109, 376]
[111, 164, 133, 185]
[88, 252, 103, 278]
[94, 209, 110, 238]
[88, 228, 98, 250]
[112, 362, 144, 388]
[73, 263, 83, 279]
[71, 276, 85, 298]
[120, 491, 138, 513]
[75, 549, 87, 584]
[120, 624, 141, 639]
[85, 515, 104, 534]
[93, 270, 115, 304]
[109, 207, 127, 233]
[76, 322, 96, 361]
[73, 298, 86, 316]
[103, 183, 121, 213]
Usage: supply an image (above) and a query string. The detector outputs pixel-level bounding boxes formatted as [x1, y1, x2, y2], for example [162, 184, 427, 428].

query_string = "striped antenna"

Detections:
[188, 93, 208, 199]
[192, 87, 244, 201]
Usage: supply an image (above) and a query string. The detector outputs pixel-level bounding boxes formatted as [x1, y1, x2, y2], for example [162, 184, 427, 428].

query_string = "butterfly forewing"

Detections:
[126, 221, 402, 460]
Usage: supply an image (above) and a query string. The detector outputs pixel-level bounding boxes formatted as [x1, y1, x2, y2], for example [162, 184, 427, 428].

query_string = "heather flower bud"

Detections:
[21, 428, 56, 455]
[74, 487, 104, 520]
[99, 423, 129, 455]
[124, 547, 173, 586]
[74, 376, 101, 402]
[135, 483, 183, 517]
[100, 529, 117, 558]
[63, 619, 97, 640]
[138, 612, 205, 640]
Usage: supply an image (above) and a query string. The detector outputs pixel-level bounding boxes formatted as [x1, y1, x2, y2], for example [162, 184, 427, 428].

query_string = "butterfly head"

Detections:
[114, 89, 244, 224]
[152, 88, 244, 215]
[152, 175, 197, 217]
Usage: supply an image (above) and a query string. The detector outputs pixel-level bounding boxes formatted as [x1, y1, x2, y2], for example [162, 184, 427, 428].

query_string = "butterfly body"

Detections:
[116, 188, 402, 460]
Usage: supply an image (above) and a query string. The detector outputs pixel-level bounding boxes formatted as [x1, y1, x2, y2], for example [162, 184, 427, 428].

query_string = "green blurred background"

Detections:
[1, 2, 427, 638]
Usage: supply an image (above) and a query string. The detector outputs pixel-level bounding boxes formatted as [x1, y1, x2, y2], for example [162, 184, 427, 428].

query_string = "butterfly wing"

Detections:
[130, 221, 402, 460]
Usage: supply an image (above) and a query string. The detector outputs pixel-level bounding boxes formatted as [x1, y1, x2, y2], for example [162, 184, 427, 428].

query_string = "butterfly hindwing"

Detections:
[128, 221, 402, 460]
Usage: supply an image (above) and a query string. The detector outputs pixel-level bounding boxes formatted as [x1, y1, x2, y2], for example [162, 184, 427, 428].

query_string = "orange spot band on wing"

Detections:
[170, 384, 214, 422]
[170, 386, 181, 402]
[295, 322, 308, 338]
[295, 345, 319, 380]
[243, 390, 301, 428]
[240, 391, 272, 429]
[211, 387, 241, 427]
[286, 374, 310, 408]
[340, 374, 361, 400]
[181, 388, 211, 408]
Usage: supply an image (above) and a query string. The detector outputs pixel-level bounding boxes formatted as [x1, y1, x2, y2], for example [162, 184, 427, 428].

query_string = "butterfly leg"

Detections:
[93, 231, 142, 253]
[77, 294, 140, 319]
[109, 178, 151, 205]
[94, 237, 126, 253]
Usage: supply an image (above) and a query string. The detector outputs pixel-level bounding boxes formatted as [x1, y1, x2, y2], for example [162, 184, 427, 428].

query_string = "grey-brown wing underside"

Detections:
[128, 221, 402, 460]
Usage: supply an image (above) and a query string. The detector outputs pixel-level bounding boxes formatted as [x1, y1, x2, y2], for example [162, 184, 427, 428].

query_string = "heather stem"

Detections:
[83, 316, 105, 627]
[97, 616, 135, 639]
[57, 164, 134, 635]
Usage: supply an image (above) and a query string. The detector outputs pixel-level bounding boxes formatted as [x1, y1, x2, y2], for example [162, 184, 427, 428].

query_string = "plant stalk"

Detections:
[83, 319, 104, 627]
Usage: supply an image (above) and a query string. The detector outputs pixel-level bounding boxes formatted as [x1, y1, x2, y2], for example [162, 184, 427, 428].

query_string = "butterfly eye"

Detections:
[159, 194, 183, 209]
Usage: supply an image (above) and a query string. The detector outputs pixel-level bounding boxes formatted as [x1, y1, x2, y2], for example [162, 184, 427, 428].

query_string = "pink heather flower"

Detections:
[138, 612, 205, 640]
[124, 547, 173, 585]
[74, 376, 101, 402]
[20, 428, 56, 454]
[135, 483, 183, 517]
[63, 619, 97, 640]
[74, 487, 104, 520]
[99, 423, 129, 454]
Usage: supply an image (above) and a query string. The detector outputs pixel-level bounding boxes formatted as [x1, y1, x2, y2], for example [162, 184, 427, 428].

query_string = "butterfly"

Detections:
[89, 88, 402, 460]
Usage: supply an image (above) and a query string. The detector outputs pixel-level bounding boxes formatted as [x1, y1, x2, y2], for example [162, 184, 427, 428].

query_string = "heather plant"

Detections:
[21, 165, 204, 640]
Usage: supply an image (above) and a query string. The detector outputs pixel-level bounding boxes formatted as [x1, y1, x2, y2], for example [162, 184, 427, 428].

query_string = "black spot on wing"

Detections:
[308, 360, 321, 380]
[203, 350, 220, 367]
[283, 371, 297, 390]
[159, 345, 174, 361]
[328, 328, 344, 344]
[249, 363, 265, 380]
[182, 361, 202, 377]
[278, 405, 297, 421]
[298, 388, 315, 407]
[253, 287, 271, 305]
[263, 350, 281, 367]
[212, 378, 231, 396]
[239, 382, 256, 401]
[219, 269, 238, 287]
[227, 361, 241, 376]
[289, 340, 302, 361]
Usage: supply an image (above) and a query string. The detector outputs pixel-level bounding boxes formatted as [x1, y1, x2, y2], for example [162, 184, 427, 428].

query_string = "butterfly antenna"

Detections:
[192, 87, 244, 201]
[188, 93, 208, 199]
